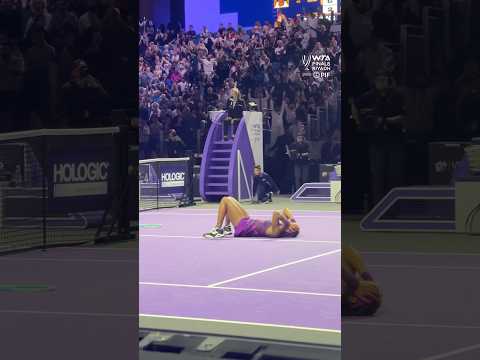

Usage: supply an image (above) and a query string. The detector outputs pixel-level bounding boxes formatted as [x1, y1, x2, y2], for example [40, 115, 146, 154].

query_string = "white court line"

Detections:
[0, 257, 136, 264]
[0, 309, 136, 318]
[143, 209, 340, 213]
[362, 251, 480, 257]
[140, 282, 340, 297]
[208, 249, 341, 287]
[24, 246, 138, 251]
[421, 343, 480, 360]
[140, 314, 341, 334]
[369, 264, 480, 271]
[140, 213, 339, 219]
[140, 234, 340, 244]
[71, 247, 138, 251]
[342, 321, 480, 330]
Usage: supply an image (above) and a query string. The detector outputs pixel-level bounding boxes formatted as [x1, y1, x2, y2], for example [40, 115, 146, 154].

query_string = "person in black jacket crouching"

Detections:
[252, 165, 280, 204]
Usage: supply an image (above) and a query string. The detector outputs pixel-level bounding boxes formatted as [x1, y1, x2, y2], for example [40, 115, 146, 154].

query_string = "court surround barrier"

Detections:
[0, 127, 131, 253]
[139, 156, 194, 211]
[360, 180, 480, 233]
[290, 164, 341, 203]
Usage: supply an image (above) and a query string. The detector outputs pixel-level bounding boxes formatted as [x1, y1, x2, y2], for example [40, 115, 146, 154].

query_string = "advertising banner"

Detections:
[150, 161, 187, 197]
[47, 144, 114, 213]
[243, 111, 264, 169]
[429, 142, 469, 185]
[158, 162, 187, 195]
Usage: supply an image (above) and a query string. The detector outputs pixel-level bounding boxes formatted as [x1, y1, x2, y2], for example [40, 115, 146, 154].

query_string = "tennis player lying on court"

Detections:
[203, 196, 300, 238]
[342, 245, 382, 316]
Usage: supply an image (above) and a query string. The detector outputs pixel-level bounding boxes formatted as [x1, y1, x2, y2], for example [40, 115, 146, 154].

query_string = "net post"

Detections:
[181, 151, 195, 207]
[117, 126, 130, 238]
[156, 163, 159, 210]
[42, 134, 47, 252]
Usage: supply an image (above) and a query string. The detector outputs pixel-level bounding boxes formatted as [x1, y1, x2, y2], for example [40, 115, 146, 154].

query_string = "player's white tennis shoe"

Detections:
[203, 227, 224, 238]
[222, 225, 233, 236]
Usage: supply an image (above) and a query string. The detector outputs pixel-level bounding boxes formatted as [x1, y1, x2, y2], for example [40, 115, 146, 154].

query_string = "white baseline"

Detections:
[140, 282, 340, 297]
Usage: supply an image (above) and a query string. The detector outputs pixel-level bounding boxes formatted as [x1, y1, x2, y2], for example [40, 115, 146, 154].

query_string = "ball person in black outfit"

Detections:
[252, 165, 280, 203]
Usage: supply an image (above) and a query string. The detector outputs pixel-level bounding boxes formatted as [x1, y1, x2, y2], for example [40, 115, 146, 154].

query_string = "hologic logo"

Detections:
[53, 162, 109, 183]
[161, 171, 185, 188]
[161, 172, 184, 182]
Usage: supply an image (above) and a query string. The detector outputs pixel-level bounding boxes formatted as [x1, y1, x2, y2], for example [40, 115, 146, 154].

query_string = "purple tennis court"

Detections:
[0, 245, 138, 359]
[139, 205, 341, 345]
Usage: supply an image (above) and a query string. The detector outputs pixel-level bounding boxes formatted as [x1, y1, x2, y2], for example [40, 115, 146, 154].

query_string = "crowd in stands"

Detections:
[138, 11, 342, 168]
[0, 0, 138, 131]
[343, 0, 480, 210]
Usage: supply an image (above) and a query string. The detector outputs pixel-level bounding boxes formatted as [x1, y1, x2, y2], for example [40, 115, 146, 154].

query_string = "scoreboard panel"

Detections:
[274, 0, 339, 16]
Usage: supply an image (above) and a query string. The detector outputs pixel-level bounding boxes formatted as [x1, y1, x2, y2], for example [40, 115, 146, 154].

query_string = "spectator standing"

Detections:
[290, 134, 310, 191]
[352, 71, 406, 206]
[166, 129, 186, 158]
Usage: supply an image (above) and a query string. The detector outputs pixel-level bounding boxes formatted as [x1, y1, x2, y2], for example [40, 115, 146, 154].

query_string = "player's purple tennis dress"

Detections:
[234, 217, 272, 237]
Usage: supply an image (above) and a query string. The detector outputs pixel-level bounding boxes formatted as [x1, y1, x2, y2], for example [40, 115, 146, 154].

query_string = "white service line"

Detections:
[0, 309, 136, 318]
[421, 343, 480, 360]
[343, 321, 480, 330]
[139, 282, 340, 297]
[207, 249, 340, 287]
[141, 213, 339, 219]
[70, 247, 138, 251]
[143, 209, 340, 213]
[139, 313, 341, 334]
[0, 257, 137, 264]
[368, 264, 480, 271]
[362, 251, 480, 257]
[140, 234, 340, 244]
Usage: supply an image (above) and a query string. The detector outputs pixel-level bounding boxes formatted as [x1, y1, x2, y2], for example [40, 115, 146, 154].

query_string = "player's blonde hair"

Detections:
[230, 87, 240, 100]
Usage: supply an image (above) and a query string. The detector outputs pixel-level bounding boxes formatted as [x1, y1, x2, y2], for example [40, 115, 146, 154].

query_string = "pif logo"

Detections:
[302, 52, 331, 81]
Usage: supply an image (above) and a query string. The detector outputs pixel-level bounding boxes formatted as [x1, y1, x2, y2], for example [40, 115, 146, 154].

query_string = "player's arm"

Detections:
[270, 210, 289, 237]
[343, 246, 373, 281]
[342, 264, 359, 296]
[282, 208, 296, 223]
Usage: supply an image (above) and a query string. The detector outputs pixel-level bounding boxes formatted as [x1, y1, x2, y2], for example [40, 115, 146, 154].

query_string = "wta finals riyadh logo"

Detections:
[302, 52, 331, 80]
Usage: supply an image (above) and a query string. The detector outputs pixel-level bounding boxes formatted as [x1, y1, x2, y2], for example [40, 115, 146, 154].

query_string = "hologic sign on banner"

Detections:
[42, 129, 119, 201]
[157, 162, 187, 196]
[52, 161, 109, 197]
[47, 145, 114, 214]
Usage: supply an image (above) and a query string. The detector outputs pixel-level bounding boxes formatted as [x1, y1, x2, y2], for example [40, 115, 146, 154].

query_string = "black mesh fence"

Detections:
[139, 157, 194, 211]
[0, 127, 129, 253]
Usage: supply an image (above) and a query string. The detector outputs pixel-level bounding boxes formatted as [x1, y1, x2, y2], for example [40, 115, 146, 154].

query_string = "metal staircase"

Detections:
[199, 112, 255, 202]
